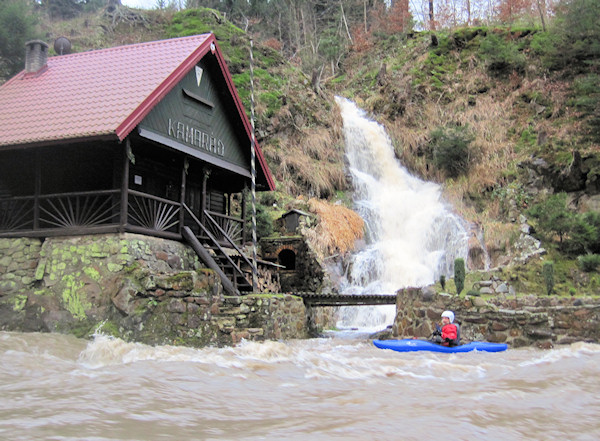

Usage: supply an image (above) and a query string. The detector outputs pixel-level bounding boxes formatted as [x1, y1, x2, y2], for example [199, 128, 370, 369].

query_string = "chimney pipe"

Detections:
[25, 40, 49, 73]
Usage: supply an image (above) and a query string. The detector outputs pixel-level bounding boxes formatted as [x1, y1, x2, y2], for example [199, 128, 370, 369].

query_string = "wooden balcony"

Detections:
[0, 189, 244, 246]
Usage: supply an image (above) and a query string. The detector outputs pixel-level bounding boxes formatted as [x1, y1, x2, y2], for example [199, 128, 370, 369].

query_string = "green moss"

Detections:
[61, 274, 91, 320]
[107, 263, 123, 272]
[83, 267, 101, 282]
[96, 320, 121, 337]
[60, 320, 95, 339]
[166, 272, 195, 290]
[123, 261, 141, 274]
[13, 295, 28, 311]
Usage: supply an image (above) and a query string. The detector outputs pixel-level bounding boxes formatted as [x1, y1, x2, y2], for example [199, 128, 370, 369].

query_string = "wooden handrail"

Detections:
[0, 189, 119, 202]
[128, 189, 179, 206]
[203, 211, 254, 270]
[205, 210, 243, 223]
[182, 204, 250, 286]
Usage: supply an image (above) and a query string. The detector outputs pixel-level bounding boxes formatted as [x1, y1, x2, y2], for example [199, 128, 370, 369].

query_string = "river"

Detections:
[1, 331, 599, 440]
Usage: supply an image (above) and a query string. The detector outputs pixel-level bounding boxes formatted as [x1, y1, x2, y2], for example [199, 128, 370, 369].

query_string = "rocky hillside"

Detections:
[8, 4, 600, 296]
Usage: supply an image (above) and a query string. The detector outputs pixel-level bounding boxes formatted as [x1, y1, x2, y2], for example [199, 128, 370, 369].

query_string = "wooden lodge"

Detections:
[0, 35, 275, 294]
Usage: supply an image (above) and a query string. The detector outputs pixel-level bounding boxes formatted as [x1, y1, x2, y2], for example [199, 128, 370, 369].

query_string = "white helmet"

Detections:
[441, 310, 454, 323]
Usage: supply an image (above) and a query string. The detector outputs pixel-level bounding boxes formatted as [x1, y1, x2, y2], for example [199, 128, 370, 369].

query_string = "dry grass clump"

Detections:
[264, 121, 347, 198]
[481, 220, 521, 254]
[302, 198, 364, 259]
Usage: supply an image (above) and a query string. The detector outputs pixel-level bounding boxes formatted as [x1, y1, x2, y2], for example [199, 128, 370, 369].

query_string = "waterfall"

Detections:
[335, 97, 469, 330]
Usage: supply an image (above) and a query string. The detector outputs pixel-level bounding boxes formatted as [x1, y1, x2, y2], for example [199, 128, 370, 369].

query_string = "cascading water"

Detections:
[335, 97, 469, 330]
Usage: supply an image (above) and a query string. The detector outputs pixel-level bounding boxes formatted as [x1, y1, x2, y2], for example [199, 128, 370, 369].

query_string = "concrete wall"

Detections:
[0, 234, 308, 346]
[394, 287, 600, 348]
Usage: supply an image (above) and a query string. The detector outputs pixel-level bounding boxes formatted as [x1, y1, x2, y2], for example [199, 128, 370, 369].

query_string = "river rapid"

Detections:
[1, 331, 599, 440]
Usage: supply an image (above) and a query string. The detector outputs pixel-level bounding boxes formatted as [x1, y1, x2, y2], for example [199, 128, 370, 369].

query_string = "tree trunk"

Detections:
[364, 0, 367, 33]
[466, 0, 471, 26]
[536, 0, 547, 32]
[341, 2, 353, 43]
[429, 0, 435, 30]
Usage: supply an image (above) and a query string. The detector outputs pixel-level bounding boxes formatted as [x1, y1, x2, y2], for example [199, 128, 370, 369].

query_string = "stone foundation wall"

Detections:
[394, 287, 600, 348]
[0, 234, 308, 347]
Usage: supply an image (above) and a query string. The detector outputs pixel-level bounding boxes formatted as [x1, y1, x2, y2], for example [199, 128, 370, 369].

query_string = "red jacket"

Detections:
[441, 323, 458, 342]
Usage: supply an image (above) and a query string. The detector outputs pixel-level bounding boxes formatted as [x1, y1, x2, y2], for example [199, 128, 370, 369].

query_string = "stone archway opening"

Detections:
[278, 248, 296, 270]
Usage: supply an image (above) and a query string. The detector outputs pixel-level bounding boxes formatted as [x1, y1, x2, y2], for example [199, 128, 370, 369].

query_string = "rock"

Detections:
[420, 286, 436, 302]
[112, 285, 136, 315]
[527, 328, 554, 339]
[472, 297, 487, 307]
[496, 283, 509, 294]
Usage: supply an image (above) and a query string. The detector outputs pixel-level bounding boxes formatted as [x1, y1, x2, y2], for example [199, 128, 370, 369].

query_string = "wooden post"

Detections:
[201, 167, 210, 225]
[120, 139, 131, 233]
[33, 149, 41, 230]
[241, 187, 247, 244]
[179, 157, 188, 235]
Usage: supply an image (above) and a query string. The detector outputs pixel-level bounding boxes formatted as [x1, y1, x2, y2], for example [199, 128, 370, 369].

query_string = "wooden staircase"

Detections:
[182, 204, 254, 295]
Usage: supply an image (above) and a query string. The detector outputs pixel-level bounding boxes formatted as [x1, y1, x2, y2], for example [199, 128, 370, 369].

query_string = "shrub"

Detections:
[578, 254, 600, 273]
[429, 125, 474, 178]
[478, 32, 526, 76]
[245, 203, 273, 242]
[571, 74, 600, 141]
[527, 192, 573, 245]
[542, 261, 554, 295]
[454, 258, 465, 295]
[548, 0, 600, 71]
[566, 213, 599, 255]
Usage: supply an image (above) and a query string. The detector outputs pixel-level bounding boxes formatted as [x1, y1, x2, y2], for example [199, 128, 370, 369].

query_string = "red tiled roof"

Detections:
[0, 34, 275, 190]
[0, 34, 211, 146]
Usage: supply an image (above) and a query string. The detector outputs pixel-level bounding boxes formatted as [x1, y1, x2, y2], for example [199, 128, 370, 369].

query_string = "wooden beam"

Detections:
[120, 139, 130, 233]
[241, 186, 247, 244]
[201, 167, 210, 225]
[33, 149, 40, 229]
[179, 157, 188, 235]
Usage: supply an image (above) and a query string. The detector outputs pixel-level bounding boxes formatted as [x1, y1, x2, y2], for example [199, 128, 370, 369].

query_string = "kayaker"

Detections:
[431, 310, 459, 346]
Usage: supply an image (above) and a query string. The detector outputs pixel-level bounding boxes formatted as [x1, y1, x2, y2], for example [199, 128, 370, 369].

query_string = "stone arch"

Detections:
[278, 248, 296, 270]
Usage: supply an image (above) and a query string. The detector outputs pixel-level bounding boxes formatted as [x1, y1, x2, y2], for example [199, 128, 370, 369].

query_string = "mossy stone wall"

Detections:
[394, 287, 600, 348]
[0, 234, 308, 346]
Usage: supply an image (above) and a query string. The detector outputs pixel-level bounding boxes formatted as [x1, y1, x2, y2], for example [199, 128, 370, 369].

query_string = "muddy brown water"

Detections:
[1, 331, 598, 440]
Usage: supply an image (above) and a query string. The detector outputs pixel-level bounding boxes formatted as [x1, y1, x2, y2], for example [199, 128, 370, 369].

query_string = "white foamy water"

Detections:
[335, 98, 469, 330]
[1, 331, 599, 440]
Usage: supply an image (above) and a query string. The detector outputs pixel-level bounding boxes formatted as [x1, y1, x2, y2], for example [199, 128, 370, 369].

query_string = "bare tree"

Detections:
[535, 0, 547, 31]
[429, 0, 435, 30]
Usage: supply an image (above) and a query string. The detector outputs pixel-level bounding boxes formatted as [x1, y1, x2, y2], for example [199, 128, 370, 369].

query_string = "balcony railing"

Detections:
[0, 189, 244, 243]
[204, 210, 244, 246]
[39, 190, 120, 229]
[126, 190, 181, 237]
[0, 196, 34, 232]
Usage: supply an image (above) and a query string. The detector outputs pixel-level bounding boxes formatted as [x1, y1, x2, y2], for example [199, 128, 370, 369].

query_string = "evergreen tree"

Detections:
[0, 0, 39, 79]
[550, 0, 600, 70]
[542, 261, 554, 295]
[454, 257, 465, 295]
[527, 192, 573, 246]
[39, 0, 83, 19]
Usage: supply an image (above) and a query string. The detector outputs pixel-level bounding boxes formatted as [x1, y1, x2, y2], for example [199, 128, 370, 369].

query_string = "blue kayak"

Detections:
[373, 339, 508, 353]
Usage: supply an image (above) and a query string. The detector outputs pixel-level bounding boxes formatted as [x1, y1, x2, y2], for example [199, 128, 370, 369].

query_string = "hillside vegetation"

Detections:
[2, 0, 600, 296]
